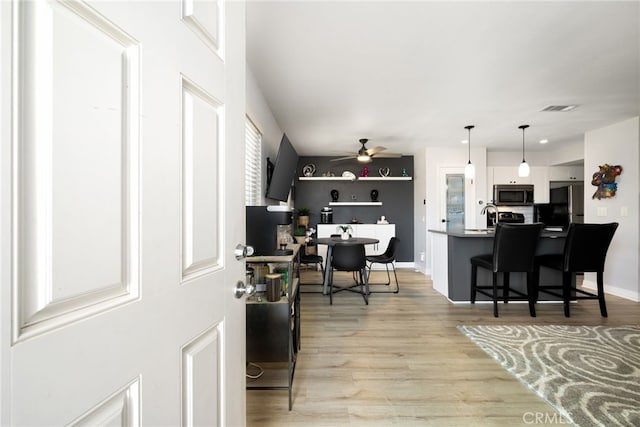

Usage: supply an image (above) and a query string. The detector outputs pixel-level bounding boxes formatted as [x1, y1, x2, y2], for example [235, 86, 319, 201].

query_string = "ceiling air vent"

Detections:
[541, 105, 578, 112]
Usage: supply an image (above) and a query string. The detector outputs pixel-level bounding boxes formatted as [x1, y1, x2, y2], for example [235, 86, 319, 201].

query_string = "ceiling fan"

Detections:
[330, 138, 402, 163]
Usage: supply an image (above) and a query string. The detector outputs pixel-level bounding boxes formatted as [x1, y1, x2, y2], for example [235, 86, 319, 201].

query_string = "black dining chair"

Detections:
[298, 246, 325, 293]
[470, 223, 544, 317]
[329, 244, 369, 305]
[366, 237, 400, 293]
[534, 222, 618, 317]
[300, 248, 324, 272]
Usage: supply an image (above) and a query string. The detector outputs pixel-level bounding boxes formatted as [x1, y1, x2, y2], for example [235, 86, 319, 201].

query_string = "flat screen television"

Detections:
[265, 133, 299, 202]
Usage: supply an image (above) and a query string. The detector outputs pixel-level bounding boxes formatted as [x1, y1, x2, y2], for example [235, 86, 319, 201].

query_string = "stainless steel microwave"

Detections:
[493, 184, 534, 206]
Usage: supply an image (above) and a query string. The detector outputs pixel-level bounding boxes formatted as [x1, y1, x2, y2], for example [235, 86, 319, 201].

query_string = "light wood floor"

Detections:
[246, 269, 640, 426]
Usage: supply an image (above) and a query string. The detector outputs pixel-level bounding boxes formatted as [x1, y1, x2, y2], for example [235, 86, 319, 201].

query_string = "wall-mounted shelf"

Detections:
[298, 176, 355, 181]
[358, 176, 412, 181]
[299, 176, 412, 182]
[329, 202, 383, 206]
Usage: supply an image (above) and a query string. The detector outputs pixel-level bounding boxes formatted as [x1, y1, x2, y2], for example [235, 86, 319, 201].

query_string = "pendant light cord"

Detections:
[465, 125, 474, 163]
[519, 124, 529, 162]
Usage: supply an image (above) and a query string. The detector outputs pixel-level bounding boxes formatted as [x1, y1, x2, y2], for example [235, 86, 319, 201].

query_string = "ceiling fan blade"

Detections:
[330, 155, 356, 162]
[372, 152, 402, 158]
[366, 146, 387, 156]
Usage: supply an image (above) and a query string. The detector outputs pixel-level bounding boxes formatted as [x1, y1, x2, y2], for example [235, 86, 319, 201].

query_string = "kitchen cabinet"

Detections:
[530, 167, 549, 204]
[491, 166, 532, 185]
[245, 245, 301, 410]
[316, 224, 396, 264]
[548, 166, 583, 181]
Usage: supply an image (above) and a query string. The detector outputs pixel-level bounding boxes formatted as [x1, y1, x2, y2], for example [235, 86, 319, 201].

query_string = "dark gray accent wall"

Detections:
[293, 156, 414, 262]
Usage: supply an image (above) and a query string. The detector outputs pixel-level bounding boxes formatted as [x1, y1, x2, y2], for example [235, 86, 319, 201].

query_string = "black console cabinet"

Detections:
[245, 244, 300, 410]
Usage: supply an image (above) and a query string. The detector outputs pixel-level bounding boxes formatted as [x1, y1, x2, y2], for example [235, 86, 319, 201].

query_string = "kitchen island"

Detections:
[430, 226, 569, 302]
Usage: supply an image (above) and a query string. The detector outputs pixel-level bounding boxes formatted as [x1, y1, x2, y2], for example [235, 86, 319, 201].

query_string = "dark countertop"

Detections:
[429, 226, 567, 239]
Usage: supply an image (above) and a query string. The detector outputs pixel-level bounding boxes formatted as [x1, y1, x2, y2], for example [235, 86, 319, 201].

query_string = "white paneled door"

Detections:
[0, 1, 246, 425]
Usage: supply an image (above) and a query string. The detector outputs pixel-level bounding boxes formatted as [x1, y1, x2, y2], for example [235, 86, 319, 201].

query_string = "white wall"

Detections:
[487, 150, 550, 167]
[584, 116, 640, 301]
[246, 66, 284, 205]
[423, 145, 487, 274]
[548, 141, 584, 166]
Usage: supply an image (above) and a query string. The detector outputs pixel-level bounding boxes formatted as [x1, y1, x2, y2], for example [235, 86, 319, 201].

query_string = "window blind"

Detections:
[245, 117, 262, 206]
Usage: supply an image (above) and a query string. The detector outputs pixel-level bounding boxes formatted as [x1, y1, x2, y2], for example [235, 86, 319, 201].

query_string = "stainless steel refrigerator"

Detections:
[535, 184, 584, 228]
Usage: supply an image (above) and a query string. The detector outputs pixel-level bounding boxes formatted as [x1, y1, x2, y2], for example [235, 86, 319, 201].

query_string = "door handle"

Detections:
[234, 243, 255, 260]
[234, 280, 256, 299]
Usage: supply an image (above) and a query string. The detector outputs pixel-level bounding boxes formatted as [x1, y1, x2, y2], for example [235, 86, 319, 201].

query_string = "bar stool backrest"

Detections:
[492, 223, 544, 273]
[563, 222, 618, 273]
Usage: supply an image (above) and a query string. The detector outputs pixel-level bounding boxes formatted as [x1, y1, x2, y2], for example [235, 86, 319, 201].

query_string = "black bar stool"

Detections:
[471, 223, 544, 317]
[535, 222, 618, 317]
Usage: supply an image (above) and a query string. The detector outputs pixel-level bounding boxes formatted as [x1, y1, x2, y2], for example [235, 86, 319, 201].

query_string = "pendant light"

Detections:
[518, 124, 530, 177]
[464, 125, 475, 179]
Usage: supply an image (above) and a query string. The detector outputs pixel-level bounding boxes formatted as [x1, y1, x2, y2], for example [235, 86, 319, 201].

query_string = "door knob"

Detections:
[234, 244, 255, 260]
[234, 280, 256, 299]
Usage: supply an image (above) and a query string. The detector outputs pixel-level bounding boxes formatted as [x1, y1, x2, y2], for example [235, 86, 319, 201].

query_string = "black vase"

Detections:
[370, 189, 379, 201]
[331, 189, 339, 202]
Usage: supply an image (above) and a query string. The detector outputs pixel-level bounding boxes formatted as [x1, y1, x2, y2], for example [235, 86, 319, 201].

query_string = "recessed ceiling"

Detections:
[246, 1, 639, 156]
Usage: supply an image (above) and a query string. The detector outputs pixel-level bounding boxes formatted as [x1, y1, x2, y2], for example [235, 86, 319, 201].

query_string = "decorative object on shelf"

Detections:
[320, 206, 333, 223]
[378, 167, 390, 177]
[361, 165, 369, 177]
[464, 125, 475, 179]
[336, 224, 353, 240]
[330, 189, 339, 202]
[402, 168, 409, 177]
[518, 124, 530, 177]
[305, 227, 316, 253]
[302, 164, 316, 177]
[591, 164, 623, 199]
[377, 215, 389, 224]
[297, 207, 310, 227]
[370, 189, 379, 201]
[321, 171, 336, 177]
[342, 170, 356, 180]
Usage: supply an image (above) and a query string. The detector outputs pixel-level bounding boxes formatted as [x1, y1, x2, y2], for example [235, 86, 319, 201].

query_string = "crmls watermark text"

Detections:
[522, 412, 571, 424]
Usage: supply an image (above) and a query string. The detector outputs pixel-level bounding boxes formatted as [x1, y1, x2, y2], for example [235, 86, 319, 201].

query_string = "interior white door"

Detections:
[438, 166, 477, 230]
[0, 1, 246, 425]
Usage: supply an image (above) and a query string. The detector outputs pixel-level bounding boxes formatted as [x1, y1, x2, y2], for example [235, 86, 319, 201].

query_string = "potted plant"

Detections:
[336, 224, 353, 240]
[293, 226, 307, 245]
[297, 207, 310, 228]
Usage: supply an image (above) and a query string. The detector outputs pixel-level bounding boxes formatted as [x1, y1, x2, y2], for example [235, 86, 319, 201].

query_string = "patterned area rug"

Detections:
[458, 325, 640, 427]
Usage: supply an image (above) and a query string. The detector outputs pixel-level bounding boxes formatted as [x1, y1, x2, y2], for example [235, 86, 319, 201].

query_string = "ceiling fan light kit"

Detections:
[331, 138, 401, 162]
[464, 125, 475, 179]
[518, 124, 530, 177]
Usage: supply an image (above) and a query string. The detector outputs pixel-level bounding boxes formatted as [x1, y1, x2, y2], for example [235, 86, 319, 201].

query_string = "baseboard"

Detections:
[582, 279, 640, 302]
[368, 261, 415, 271]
